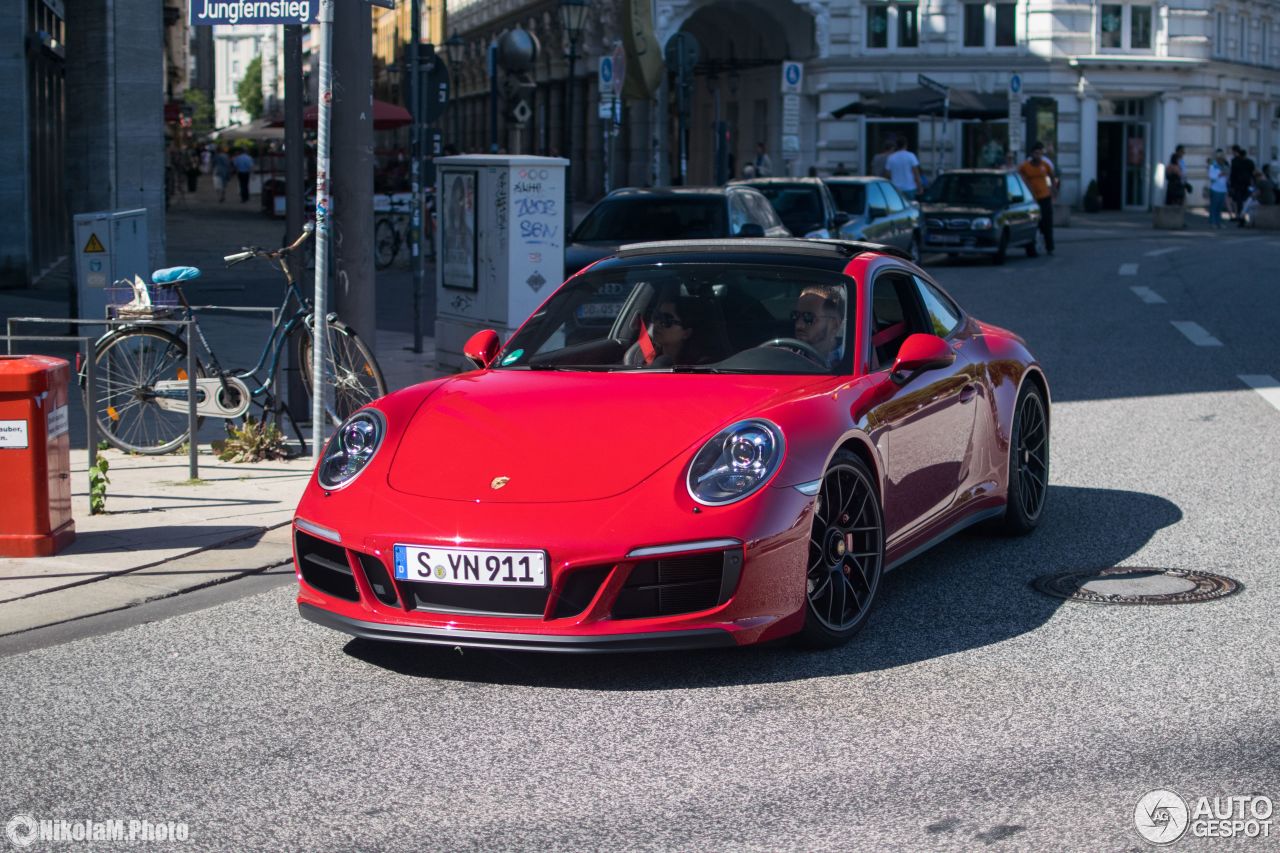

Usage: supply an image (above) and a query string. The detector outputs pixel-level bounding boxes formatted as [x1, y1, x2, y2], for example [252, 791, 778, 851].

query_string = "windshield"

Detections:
[826, 183, 867, 215]
[572, 197, 728, 242]
[752, 185, 825, 235]
[497, 263, 854, 375]
[922, 174, 1007, 207]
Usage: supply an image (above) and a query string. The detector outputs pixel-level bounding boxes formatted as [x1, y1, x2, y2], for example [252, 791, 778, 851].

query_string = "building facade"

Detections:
[213, 24, 284, 127]
[446, 0, 1280, 210]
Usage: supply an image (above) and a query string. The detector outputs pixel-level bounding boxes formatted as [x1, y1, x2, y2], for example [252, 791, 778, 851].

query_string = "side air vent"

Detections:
[551, 565, 613, 619]
[355, 552, 400, 607]
[295, 529, 359, 602]
[612, 549, 743, 619]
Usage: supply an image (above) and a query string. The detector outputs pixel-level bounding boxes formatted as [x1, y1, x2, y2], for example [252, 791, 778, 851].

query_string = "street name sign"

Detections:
[190, 0, 317, 24]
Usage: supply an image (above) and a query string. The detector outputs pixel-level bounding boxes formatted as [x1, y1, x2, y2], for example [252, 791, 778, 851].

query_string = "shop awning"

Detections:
[299, 99, 412, 130]
[830, 87, 1008, 121]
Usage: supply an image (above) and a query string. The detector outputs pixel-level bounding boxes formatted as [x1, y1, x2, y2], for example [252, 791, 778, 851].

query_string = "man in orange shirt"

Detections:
[1018, 141, 1058, 255]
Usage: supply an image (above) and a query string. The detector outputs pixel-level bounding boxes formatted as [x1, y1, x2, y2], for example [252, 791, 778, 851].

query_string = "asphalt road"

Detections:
[2, 230, 1278, 851]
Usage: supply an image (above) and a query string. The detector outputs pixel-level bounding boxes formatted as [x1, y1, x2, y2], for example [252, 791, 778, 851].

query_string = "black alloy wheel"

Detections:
[998, 383, 1049, 535]
[800, 451, 884, 647]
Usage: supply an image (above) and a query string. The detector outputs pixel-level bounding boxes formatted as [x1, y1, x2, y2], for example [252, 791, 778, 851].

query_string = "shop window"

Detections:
[964, 4, 985, 47]
[867, 3, 920, 50]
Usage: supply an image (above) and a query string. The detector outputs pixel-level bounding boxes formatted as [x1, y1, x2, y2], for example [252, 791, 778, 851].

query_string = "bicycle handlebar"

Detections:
[223, 250, 255, 265]
[223, 226, 313, 267]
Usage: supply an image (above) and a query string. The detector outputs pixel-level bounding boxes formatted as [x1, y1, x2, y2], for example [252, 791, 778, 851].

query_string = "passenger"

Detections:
[792, 285, 846, 367]
[629, 296, 712, 366]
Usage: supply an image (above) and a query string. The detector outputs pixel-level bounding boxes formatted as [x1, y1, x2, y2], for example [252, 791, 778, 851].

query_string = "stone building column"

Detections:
[1078, 93, 1098, 206]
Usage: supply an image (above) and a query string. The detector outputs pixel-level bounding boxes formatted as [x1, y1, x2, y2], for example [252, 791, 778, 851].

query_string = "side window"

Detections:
[870, 272, 916, 369]
[913, 275, 962, 338]
[865, 181, 887, 214]
[727, 192, 751, 234]
[1007, 174, 1024, 201]
[1016, 174, 1034, 199]
[881, 183, 907, 213]
[748, 191, 784, 231]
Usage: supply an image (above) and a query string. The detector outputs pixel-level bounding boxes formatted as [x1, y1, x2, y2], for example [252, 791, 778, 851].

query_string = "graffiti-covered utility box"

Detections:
[433, 155, 568, 371]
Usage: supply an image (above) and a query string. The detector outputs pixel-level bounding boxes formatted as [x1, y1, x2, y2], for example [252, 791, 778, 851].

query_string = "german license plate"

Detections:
[929, 234, 960, 244]
[393, 544, 548, 588]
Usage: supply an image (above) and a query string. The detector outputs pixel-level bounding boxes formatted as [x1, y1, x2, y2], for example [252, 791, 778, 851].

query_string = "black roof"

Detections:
[603, 185, 756, 199]
[595, 237, 911, 271]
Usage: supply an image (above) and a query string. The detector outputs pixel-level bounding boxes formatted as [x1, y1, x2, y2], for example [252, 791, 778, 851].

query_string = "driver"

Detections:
[792, 285, 846, 367]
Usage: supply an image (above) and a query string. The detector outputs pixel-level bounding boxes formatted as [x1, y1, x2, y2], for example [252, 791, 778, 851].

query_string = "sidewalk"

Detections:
[1, 180, 446, 639]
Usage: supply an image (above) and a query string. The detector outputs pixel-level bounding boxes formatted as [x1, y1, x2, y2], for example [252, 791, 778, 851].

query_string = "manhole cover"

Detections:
[1032, 567, 1242, 605]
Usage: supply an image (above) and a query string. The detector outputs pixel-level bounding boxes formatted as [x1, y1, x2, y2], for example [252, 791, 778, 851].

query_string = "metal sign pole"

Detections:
[311, 0, 335, 461]
[409, 0, 424, 354]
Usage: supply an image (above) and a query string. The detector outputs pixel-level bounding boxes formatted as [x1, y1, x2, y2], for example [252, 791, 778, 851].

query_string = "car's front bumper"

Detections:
[299, 603, 736, 653]
[921, 231, 1000, 254]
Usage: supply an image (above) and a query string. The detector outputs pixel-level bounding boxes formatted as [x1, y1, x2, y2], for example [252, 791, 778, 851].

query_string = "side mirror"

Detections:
[736, 222, 765, 238]
[833, 211, 851, 227]
[891, 333, 954, 381]
[1009, 194, 1025, 204]
[463, 329, 502, 370]
[868, 206, 888, 221]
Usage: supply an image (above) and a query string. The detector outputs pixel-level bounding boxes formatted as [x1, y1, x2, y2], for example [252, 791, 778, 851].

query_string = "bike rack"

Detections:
[5, 317, 199, 479]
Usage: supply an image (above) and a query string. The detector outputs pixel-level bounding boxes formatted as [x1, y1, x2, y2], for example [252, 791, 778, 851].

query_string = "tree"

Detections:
[183, 88, 215, 135]
[235, 56, 264, 122]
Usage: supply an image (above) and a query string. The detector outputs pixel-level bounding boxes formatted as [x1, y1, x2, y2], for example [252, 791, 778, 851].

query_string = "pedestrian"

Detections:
[754, 142, 773, 178]
[869, 137, 895, 186]
[1229, 145, 1256, 226]
[184, 149, 201, 193]
[1017, 141, 1058, 255]
[884, 136, 923, 202]
[833, 162, 850, 176]
[1207, 149, 1229, 228]
[212, 147, 231, 202]
[1164, 147, 1186, 206]
[232, 147, 255, 203]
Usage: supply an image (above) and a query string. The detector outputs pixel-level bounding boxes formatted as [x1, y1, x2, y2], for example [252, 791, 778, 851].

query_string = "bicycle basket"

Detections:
[107, 274, 180, 319]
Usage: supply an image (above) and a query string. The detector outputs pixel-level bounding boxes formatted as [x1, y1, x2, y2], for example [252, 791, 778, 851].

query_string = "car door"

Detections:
[1007, 174, 1037, 242]
[864, 268, 979, 541]
[862, 182, 895, 245]
[880, 182, 911, 250]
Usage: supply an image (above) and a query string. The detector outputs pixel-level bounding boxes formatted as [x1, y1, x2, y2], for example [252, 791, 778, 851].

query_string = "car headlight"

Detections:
[318, 409, 386, 490]
[687, 419, 785, 506]
[971, 217, 994, 230]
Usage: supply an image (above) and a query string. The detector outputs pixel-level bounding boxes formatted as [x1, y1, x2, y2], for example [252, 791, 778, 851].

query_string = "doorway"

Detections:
[865, 121, 918, 175]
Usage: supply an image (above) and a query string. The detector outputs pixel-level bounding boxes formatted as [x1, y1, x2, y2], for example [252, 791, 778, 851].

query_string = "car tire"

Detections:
[993, 228, 1009, 265]
[799, 450, 884, 648]
[997, 382, 1049, 535]
[1024, 232, 1040, 257]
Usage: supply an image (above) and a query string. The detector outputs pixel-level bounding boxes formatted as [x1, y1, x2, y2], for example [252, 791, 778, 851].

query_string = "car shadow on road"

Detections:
[344, 484, 1182, 690]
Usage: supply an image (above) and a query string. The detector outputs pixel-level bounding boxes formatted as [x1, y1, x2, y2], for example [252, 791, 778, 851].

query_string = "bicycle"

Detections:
[83, 225, 388, 455]
[373, 190, 434, 270]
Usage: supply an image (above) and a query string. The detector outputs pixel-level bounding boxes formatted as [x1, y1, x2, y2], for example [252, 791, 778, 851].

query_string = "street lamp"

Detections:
[559, 0, 589, 234]
[445, 31, 465, 149]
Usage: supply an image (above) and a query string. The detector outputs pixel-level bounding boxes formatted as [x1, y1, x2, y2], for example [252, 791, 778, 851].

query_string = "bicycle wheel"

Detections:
[87, 327, 204, 454]
[373, 218, 398, 270]
[298, 317, 387, 425]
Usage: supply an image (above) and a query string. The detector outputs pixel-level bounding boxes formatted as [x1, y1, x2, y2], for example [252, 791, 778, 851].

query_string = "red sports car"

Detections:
[294, 238, 1049, 652]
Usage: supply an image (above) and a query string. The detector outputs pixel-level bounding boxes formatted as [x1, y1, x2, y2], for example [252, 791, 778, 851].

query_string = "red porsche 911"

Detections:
[294, 238, 1049, 652]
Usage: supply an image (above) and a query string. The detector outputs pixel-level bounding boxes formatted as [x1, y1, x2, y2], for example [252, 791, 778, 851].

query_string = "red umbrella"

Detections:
[298, 99, 412, 130]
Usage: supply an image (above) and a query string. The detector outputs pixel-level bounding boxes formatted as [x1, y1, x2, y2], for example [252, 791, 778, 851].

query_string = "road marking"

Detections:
[1119, 263, 1139, 275]
[1130, 286, 1167, 304]
[1143, 246, 1183, 257]
[1171, 321, 1223, 347]
[1239, 375, 1280, 413]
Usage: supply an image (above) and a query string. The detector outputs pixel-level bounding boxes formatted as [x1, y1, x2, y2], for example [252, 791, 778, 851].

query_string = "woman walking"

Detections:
[1164, 148, 1186, 206]
[1207, 150, 1229, 228]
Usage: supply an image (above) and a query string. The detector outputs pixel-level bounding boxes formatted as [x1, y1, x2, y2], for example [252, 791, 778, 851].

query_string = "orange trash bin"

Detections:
[0, 355, 76, 556]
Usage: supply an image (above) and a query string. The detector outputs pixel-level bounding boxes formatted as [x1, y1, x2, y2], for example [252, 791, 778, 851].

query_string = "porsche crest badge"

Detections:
[490, 476, 510, 490]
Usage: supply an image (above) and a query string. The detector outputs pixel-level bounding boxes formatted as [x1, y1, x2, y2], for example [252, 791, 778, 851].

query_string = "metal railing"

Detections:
[4, 318, 199, 479]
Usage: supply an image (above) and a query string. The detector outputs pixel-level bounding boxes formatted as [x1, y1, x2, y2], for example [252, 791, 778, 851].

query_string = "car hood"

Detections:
[565, 242, 619, 277]
[387, 371, 823, 503]
[919, 203, 1000, 217]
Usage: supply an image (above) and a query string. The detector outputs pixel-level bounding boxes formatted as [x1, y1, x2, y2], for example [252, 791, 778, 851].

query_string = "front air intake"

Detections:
[612, 549, 743, 619]
[295, 529, 359, 602]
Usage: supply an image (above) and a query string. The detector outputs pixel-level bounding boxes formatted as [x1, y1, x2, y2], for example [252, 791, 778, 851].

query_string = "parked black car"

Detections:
[822, 176, 922, 261]
[565, 186, 790, 279]
[732, 177, 848, 239]
[919, 169, 1041, 264]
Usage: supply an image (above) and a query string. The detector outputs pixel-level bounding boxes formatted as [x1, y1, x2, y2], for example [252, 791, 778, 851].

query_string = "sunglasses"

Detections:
[653, 312, 684, 329]
[792, 310, 836, 326]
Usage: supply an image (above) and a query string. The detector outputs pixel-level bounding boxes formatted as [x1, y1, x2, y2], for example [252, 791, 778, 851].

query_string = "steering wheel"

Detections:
[757, 337, 826, 366]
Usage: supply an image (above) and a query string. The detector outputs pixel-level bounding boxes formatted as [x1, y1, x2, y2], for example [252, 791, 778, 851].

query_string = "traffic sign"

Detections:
[420, 53, 450, 124]
[611, 44, 626, 97]
[781, 61, 803, 94]
[918, 73, 948, 96]
[1010, 73, 1022, 94]
[599, 56, 614, 92]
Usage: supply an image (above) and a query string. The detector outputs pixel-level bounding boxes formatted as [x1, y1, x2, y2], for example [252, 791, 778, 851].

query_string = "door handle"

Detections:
[959, 384, 979, 403]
